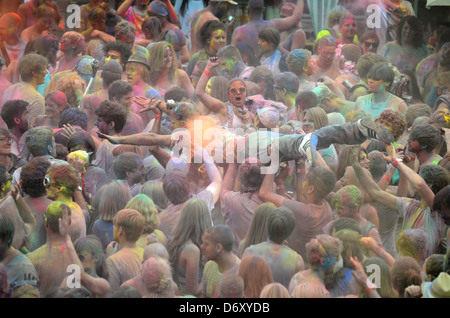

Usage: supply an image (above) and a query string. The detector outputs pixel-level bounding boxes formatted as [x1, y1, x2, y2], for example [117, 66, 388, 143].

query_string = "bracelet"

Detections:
[392, 159, 400, 167]
[203, 70, 211, 77]
[375, 246, 382, 255]
[278, 184, 285, 190]
[155, 114, 162, 119]
[382, 175, 391, 183]
[298, 168, 306, 174]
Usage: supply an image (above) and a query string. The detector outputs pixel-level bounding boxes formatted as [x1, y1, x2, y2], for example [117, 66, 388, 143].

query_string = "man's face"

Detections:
[118, 91, 133, 112]
[44, 174, 60, 201]
[401, 22, 414, 45]
[0, 134, 12, 155]
[340, 18, 357, 39]
[227, 81, 247, 108]
[34, 67, 47, 86]
[438, 42, 450, 67]
[318, 45, 336, 67]
[303, 57, 313, 76]
[220, 57, 235, 79]
[16, 112, 29, 134]
[201, 233, 217, 261]
[105, 50, 123, 67]
[126, 63, 144, 86]
[95, 117, 109, 134]
[128, 159, 144, 184]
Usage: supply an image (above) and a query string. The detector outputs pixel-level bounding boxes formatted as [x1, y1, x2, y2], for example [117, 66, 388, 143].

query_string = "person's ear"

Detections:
[216, 243, 223, 254]
[306, 184, 315, 196]
[14, 116, 21, 125]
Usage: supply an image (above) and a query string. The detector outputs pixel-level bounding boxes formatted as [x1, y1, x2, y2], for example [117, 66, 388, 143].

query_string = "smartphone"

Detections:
[228, 16, 234, 22]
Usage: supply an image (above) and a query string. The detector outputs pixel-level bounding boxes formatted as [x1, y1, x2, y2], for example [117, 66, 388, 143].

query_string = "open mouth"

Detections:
[235, 97, 242, 102]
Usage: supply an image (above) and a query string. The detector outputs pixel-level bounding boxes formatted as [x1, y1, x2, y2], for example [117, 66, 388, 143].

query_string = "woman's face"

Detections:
[401, 22, 414, 45]
[208, 29, 226, 54]
[302, 114, 315, 134]
[227, 81, 247, 108]
[45, 97, 61, 118]
[164, 46, 174, 69]
[359, 151, 370, 170]
[258, 38, 273, 55]
[0, 133, 12, 155]
[37, 16, 53, 32]
[368, 78, 386, 93]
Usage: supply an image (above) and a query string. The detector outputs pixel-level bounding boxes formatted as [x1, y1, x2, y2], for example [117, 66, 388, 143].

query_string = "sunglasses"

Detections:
[364, 42, 379, 48]
[43, 175, 59, 189]
[229, 87, 246, 94]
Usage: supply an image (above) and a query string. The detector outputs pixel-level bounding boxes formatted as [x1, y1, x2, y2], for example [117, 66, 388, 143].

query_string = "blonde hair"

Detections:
[291, 283, 330, 298]
[305, 107, 329, 130]
[125, 194, 160, 234]
[148, 41, 178, 86]
[259, 283, 290, 298]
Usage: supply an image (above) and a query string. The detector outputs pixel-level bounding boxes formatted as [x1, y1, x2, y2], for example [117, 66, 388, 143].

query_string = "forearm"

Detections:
[259, 173, 275, 201]
[115, 133, 171, 147]
[117, 0, 133, 17]
[352, 163, 383, 201]
[222, 164, 238, 192]
[377, 165, 396, 191]
[163, 0, 179, 26]
[74, 189, 89, 212]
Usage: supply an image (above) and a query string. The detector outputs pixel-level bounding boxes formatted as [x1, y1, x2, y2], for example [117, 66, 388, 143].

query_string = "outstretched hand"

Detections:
[134, 96, 162, 114]
[97, 131, 120, 144]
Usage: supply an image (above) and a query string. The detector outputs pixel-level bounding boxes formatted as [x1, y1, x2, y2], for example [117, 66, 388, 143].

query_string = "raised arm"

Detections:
[10, 185, 36, 230]
[59, 209, 110, 297]
[195, 57, 228, 117]
[202, 149, 223, 205]
[258, 172, 285, 207]
[117, 0, 133, 17]
[221, 163, 238, 198]
[350, 146, 398, 212]
[148, 104, 171, 168]
[383, 143, 435, 208]
[270, 0, 304, 32]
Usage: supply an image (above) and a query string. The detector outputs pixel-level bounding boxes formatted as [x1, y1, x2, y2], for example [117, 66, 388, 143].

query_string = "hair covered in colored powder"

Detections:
[332, 185, 363, 210]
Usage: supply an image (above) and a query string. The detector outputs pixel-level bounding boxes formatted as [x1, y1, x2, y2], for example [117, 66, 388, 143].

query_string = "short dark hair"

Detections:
[108, 80, 133, 101]
[267, 206, 295, 244]
[357, 53, 387, 80]
[306, 167, 336, 200]
[164, 86, 189, 103]
[113, 152, 141, 180]
[207, 224, 234, 252]
[1, 100, 28, 129]
[409, 124, 445, 152]
[295, 90, 318, 110]
[162, 170, 189, 205]
[95, 100, 127, 133]
[275, 72, 299, 94]
[103, 40, 132, 65]
[419, 164, 450, 195]
[21, 157, 51, 198]
[367, 62, 395, 86]
[59, 108, 88, 130]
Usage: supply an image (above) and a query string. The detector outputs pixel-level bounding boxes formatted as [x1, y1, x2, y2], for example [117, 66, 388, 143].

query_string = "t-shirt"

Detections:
[202, 260, 239, 298]
[91, 219, 114, 250]
[106, 247, 144, 294]
[355, 93, 407, 118]
[123, 6, 148, 40]
[308, 56, 341, 81]
[2, 248, 39, 289]
[92, 140, 119, 182]
[221, 191, 263, 254]
[283, 198, 333, 259]
[260, 50, 282, 77]
[380, 41, 430, 73]
[396, 197, 445, 256]
[243, 241, 304, 288]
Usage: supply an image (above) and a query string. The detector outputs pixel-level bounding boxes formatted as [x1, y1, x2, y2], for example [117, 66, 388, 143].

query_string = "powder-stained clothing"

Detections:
[221, 191, 263, 254]
[2, 248, 38, 289]
[92, 140, 119, 182]
[106, 247, 144, 294]
[355, 93, 407, 118]
[202, 260, 239, 298]
[242, 241, 304, 288]
[396, 197, 445, 256]
[283, 198, 333, 260]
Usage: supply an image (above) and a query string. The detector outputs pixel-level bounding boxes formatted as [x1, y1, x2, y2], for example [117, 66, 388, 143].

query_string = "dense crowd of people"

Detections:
[0, 0, 449, 299]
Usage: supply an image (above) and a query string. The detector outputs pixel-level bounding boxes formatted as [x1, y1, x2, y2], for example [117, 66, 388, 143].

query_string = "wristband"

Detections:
[298, 168, 306, 174]
[155, 114, 162, 119]
[365, 285, 375, 293]
[204, 70, 211, 77]
[382, 175, 391, 183]
[375, 246, 382, 255]
[278, 184, 285, 190]
[392, 159, 401, 167]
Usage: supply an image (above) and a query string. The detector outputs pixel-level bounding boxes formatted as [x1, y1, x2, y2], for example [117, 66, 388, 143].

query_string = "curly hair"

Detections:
[48, 164, 81, 196]
[305, 234, 343, 271]
[142, 257, 176, 298]
[419, 164, 450, 195]
[54, 73, 86, 107]
[377, 110, 406, 141]
[238, 159, 264, 194]
[20, 157, 51, 198]
[94, 100, 127, 133]
[103, 41, 132, 66]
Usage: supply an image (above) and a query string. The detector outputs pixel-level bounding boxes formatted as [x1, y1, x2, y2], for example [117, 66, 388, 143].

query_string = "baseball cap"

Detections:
[147, 1, 169, 16]
[102, 59, 123, 74]
[312, 85, 337, 106]
[257, 107, 280, 129]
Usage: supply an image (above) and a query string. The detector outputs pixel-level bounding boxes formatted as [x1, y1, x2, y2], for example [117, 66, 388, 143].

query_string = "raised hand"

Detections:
[61, 124, 76, 140]
[134, 96, 163, 114]
[207, 57, 221, 70]
[382, 143, 397, 163]
[58, 207, 71, 238]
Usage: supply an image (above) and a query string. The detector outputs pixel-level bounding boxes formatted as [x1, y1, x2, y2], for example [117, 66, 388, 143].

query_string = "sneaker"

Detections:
[357, 118, 394, 145]
[299, 133, 318, 163]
